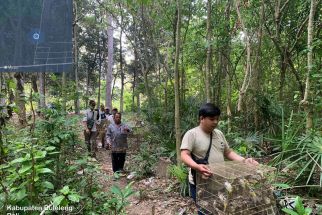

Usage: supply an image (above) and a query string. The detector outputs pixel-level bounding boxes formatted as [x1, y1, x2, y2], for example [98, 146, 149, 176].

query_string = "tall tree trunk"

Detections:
[38, 72, 46, 109]
[223, 0, 232, 133]
[105, 15, 113, 110]
[0, 73, 3, 93]
[119, 8, 124, 113]
[73, 0, 80, 114]
[137, 92, 140, 113]
[279, 51, 287, 100]
[31, 74, 38, 93]
[300, 0, 317, 131]
[253, 0, 264, 130]
[14, 73, 27, 126]
[97, 18, 102, 108]
[164, 45, 171, 113]
[205, 0, 212, 102]
[85, 66, 90, 109]
[236, 0, 252, 112]
[174, 0, 182, 164]
[62, 72, 66, 111]
[0, 73, 5, 162]
[142, 67, 152, 109]
[8, 74, 15, 115]
[132, 19, 139, 113]
[132, 68, 136, 111]
[0, 73, 6, 116]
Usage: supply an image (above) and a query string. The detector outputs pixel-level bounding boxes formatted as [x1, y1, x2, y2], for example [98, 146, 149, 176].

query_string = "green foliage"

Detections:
[51, 186, 81, 207]
[273, 131, 322, 186]
[104, 181, 138, 215]
[0, 108, 136, 214]
[141, 95, 202, 159]
[282, 196, 312, 215]
[227, 132, 265, 158]
[130, 142, 158, 178]
[0, 127, 57, 208]
[266, 107, 322, 187]
[168, 164, 189, 196]
[268, 110, 304, 164]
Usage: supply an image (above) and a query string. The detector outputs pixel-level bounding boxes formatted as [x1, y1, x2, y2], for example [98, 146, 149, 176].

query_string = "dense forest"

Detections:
[0, 0, 321, 214]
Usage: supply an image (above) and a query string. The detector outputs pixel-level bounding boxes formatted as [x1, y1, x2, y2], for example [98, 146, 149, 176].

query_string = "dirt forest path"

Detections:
[92, 125, 198, 215]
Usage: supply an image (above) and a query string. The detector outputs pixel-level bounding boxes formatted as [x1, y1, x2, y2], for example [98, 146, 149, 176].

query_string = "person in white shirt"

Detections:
[82, 100, 101, 157]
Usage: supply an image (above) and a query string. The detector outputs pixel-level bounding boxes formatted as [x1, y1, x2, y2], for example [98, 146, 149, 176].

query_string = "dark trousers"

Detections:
[111, 152, 126, 172]
[84, 131, 97, 156]
[190, 183, 205, 215]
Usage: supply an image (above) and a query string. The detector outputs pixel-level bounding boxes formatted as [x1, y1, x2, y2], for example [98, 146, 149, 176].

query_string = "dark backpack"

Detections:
[87, 111, 96, 130]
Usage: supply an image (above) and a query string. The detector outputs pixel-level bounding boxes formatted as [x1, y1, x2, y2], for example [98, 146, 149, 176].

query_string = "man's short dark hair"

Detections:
[199, 103, 221, 118]
[89, 100, 95, 106]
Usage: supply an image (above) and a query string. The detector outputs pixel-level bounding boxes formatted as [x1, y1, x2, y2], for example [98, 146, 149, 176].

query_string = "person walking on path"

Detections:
[107, 108, 118, 125]
[82, 100, 101, 157]
[180, 103, 258, 214]
[97, 104, 109, 149]
[106, 112, 131, 173]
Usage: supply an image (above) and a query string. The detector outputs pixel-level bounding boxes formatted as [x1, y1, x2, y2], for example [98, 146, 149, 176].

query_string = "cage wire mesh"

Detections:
[196, 161, 278, 215]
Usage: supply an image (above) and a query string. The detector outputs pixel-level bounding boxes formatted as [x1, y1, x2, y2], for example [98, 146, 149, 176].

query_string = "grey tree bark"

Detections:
[38, 72, 46, 109]
[119, 5, 124, 112]
[300, 0, 317, 131]
[105, 15, 113, 111]
[14, 73, 27, 126]
[235, 0, 252, 112]
[205, 0, 212, 102]
[174, 0, 182, 164]
[62, 72, 66, 111]
[73, 0, 80, 114]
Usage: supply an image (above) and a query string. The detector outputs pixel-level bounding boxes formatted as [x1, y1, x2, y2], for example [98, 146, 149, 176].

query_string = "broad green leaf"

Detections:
[45, 146, 56, 151]
[282, 208, 299, 215]
[34, 151, 47, 159]
[305, 208, 312, 215]
[37, 168, 53, 174]
[10, 187, 18, 193]
[7, 79, 16, 89]
[0, 164, 9, 170]
[42, 181, 54, 190]
[124, 190, 136, 198]
[272, 183, 290, 189]
[10, 157, 25, 164]
[54, 137, 60, 143]
[48, 152, 60, 155]
[53, 195, 65, 207]
[60, 186, 70, 195]
[15, 188, 27, 201]
[295, 197, 305, 215]
[18, 165, 32, 174]
[68, 194, 80, 202]
[111, 185, 122, 196]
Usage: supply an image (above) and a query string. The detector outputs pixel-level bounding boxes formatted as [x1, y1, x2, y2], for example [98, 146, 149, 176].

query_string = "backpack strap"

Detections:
[204, 132, 213, 161]
[191, 132, 213, 185]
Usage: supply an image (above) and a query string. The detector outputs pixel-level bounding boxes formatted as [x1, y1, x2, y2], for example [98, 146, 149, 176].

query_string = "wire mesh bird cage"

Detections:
[196, 161, 279, 215]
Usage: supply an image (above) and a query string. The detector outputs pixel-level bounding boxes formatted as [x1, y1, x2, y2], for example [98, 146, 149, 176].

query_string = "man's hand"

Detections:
[197, 164, 213, 178]
[85, 128, 90, 134]
[244, 158, 259, 165]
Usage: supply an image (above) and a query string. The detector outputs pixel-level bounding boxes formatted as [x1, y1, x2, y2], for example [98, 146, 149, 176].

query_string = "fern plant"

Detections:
[168, 164, 189, 196]
[282, 196, 312, 215]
